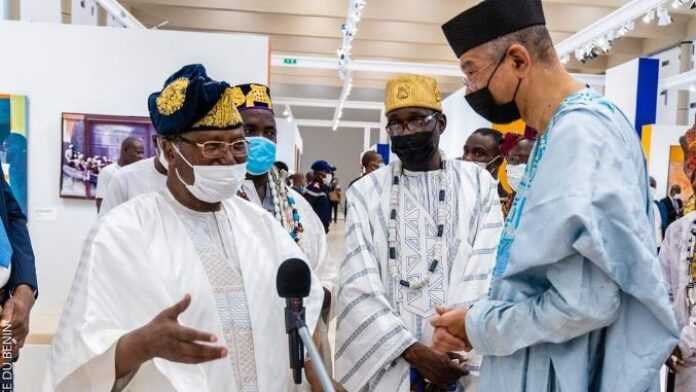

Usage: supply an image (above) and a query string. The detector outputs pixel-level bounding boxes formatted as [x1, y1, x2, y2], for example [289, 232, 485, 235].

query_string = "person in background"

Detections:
[305, 160, 334, 233]
[44, 64, 324, 392]
[95, 136, 145, 212]
[336, 74, 503, 391]
[232, 83, 334, 380]
[659, 127, 696, 392]
[99, 135, 168, 215]
[462, 128, 503, 180]
[433, 0, 678, 390]
[660, 184, 684, 235]
[0, 162, 38, 389]
[290, 173, 306, 195]
[328, 176, 342, 223]
[500, 132, 535, 217]
[650, 177, 664, 250]
[345, 151, 384, 217]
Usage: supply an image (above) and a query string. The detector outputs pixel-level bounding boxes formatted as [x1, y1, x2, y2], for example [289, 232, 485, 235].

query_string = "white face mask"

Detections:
[323, 174, 333, 186]
[172, 144, 246, 203]
[506, 164, 526, 192]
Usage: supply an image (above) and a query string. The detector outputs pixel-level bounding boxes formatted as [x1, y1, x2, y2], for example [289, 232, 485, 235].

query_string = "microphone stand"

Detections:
[287, 309, 336, 392]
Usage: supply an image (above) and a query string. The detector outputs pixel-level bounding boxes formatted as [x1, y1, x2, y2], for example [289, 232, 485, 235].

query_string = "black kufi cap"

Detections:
[442, 0, 546, 58]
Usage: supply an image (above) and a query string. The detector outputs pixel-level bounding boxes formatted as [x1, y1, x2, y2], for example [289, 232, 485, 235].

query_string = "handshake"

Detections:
[401, 306, 474, 387]
[430, 305, 472, 353]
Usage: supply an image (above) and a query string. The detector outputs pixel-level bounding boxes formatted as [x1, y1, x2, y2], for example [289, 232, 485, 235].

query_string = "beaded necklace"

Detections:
[268, 168, 304, 242]
[387, 160, 448, 291]
[686, 221, 696, 313]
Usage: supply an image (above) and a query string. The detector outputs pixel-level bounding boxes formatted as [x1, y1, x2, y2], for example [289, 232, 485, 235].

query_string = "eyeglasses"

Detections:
[461, 60, 497, 91]
[386, 113, 438, 136]
[176, 136, 248, 159]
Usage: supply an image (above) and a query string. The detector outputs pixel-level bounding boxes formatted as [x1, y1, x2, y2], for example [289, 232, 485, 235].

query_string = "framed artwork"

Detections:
[667, 145, 694, 201]
[0, 95, 28, 215]
[60, 113, 155, 199]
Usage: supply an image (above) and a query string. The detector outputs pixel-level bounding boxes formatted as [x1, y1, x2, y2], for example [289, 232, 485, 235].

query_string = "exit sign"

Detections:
[283, 58, 298, 65]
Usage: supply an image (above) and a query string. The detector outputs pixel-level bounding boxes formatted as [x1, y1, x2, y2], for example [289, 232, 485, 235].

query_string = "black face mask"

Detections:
[466, 52, 522, 124]
[391, 131, 437, 165]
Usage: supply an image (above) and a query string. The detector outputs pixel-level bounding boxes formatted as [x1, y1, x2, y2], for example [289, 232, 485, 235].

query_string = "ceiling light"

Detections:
[643, 9, 656, 24]
[657, 7, 672, 26]
[560, 55, 570, 64]
[690, 85, 696, 93]
[673, 0, 681, 8]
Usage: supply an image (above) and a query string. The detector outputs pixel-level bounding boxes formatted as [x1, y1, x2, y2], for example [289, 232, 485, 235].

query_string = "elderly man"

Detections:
[99, 135, 168, 215]
[432, 1, 678, 391]
[95, 136, 145, 212]
[336, 74, 503, 391]
[44, 65, 323, 392]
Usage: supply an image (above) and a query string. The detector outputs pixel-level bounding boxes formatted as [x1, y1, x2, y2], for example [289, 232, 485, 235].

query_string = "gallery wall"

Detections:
[0, 20, 269, 334]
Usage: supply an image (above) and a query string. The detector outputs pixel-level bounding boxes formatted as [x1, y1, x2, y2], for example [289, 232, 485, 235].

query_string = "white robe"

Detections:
[336, 160, 503, 391]
[100, 157, 167, 215]
[659, 211, 696, 391]
[240, 180, 333, 290]
[43, 191, 323, 392]
[95, 162, 120, 200]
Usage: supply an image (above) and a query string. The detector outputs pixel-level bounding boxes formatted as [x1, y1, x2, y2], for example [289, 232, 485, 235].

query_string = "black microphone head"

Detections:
[276, 258, 311, 298]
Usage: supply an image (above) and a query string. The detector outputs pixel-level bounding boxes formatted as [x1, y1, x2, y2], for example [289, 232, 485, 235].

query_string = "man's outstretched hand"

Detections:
[430, 306, 472, 352]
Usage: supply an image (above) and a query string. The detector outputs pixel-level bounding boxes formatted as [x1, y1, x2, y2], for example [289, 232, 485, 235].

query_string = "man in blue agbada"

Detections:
[432, 0, 679, 391]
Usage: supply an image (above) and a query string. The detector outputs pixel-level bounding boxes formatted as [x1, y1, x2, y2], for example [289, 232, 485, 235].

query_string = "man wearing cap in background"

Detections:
[44, 65, 323, 391]
[99, 134, 169, 215]
[431, 1, 678, 391]
[335, 74, 503, 391]
[305, 160, 335, 233]
[232, 83, 335, 378]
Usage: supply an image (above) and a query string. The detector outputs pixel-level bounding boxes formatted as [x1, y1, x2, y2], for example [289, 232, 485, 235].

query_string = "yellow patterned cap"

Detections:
[148, 64, 243, 136]
[231, 83, 274, 112]
[384, 75, 442, 114]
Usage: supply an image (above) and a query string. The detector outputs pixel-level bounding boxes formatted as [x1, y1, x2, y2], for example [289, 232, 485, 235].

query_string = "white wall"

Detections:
[654, 47, 681, 125]
[19, 0, 60, 22]
[441, 88, 490, 159]
[276, 117, 302, 172]
[605, 59, 639, 127]
[0, 21, 269, 336]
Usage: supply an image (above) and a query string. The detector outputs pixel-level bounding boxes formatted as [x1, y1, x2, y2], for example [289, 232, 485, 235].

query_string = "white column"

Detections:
[363, 127, 371, 152]
[71, 0, 98, 25]
[20, 0, 61, 23]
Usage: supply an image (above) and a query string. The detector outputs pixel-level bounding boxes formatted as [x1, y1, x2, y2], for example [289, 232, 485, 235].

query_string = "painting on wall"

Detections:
[0, 95, 28, 215]
[667, 145, 694, 202]
[60, 113, 155, 199]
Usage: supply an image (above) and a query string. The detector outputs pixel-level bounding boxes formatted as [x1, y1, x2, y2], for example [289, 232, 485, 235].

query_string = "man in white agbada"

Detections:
[659, 127, 696, 391]
[232, 83, 334, 377]
[99, 135, 168, 215]
[95, 136, 145, 212]
[43, 64, 323, 392]
[232, 83, 331, 287]
[335, 75, 503, 391]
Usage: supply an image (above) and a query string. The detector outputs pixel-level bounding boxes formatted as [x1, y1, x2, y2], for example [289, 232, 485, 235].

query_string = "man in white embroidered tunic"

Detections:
[43, 64, 323, 392]
[335, 74, 503, 391]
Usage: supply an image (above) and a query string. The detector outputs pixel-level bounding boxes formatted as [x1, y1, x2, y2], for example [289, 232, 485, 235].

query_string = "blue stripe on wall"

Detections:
[634, 58, 659, 137]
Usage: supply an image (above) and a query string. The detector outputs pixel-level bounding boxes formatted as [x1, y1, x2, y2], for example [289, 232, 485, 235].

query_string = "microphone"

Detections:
[276, 258, 335, 391]
[276, 258, 311, 384]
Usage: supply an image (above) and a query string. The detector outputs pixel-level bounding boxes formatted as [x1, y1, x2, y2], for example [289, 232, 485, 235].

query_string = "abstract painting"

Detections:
[0, 95, 28, 215]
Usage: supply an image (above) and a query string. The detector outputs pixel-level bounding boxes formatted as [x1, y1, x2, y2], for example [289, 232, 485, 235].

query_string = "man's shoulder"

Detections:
[115, 157, 154, 177]
[667, 211, 696, 236]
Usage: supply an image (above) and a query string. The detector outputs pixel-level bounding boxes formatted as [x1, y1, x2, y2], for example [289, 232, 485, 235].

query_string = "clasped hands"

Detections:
[401, 306, 473, 387]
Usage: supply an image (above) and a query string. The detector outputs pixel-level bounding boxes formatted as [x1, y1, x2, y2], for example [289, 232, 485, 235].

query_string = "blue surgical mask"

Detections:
[246, 136, 277, 176]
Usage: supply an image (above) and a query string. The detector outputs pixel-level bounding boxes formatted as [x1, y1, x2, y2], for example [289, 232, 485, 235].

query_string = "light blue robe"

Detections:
[467, 89, 679, 392]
